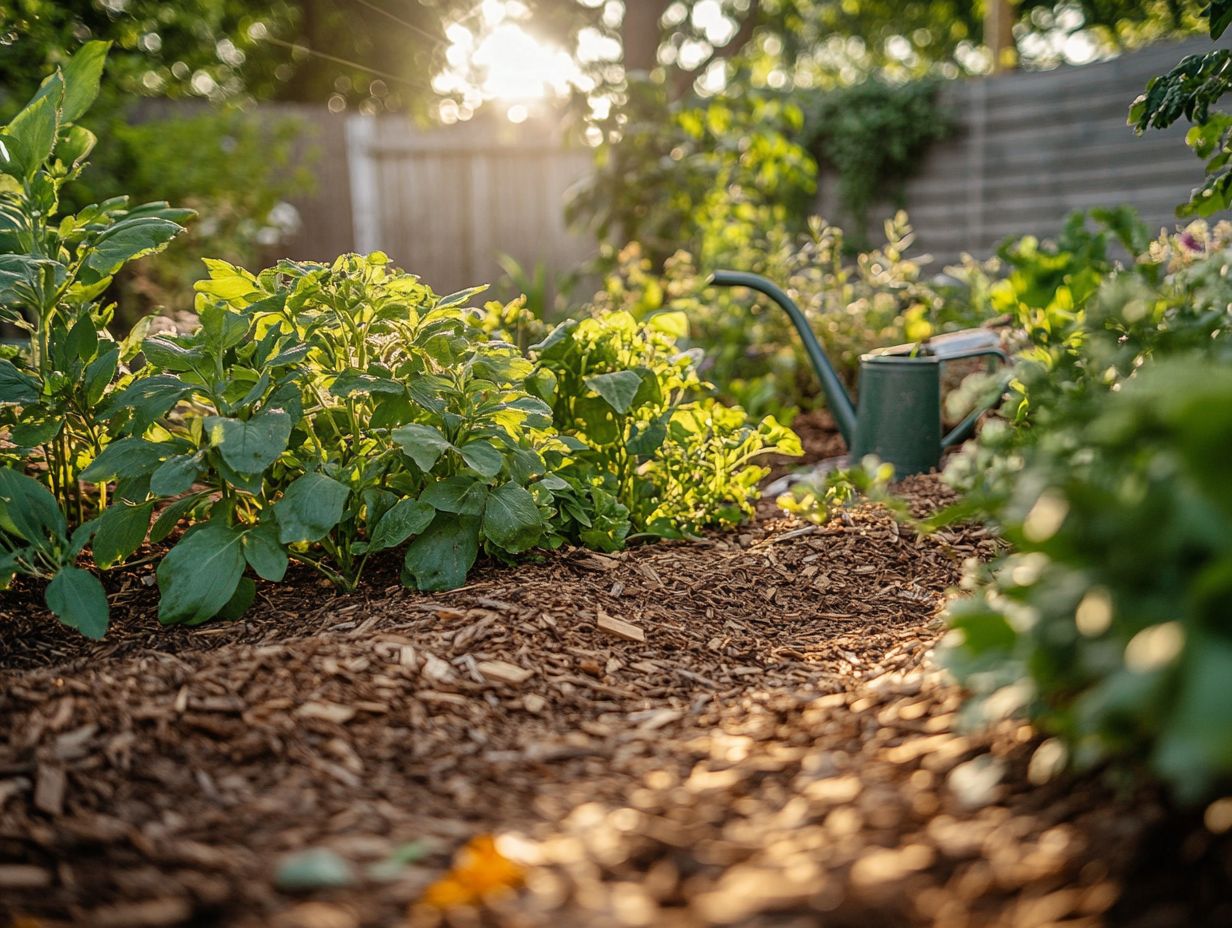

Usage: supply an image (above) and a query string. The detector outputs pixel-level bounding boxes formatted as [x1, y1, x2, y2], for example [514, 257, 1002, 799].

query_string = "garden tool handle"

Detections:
[940, 346, 1011, 449]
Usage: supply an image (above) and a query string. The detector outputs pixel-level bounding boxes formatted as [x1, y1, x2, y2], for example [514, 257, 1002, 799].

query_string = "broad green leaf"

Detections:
[85, 218, 183, 278]
[481, 483, 543, 554]
[92, 501, 153, 568]
[420, 476, 488, 515]
[0, 359, 38, 405]
[203, 409, 292, 475]
[0, 467, 66, 543]
[391, 423, 452, 472]
[102, 375, 192, 432]
[459, 440, 503, 477]
[242, 522, 288, 582]
[6, 91, 58, 178]
[648, 310, 688, 338]
[274, 473, 351, 543]
[65, 313, 99, 362]
[56, 40, 110, 123]
[329, 370, 404, 397]
[367, 498, 434, 552]
[213, 577, 257, 622]
[150, 452, 204, 497]
[156, 520, 246, 625]
[83, 344, 119, 405]
[402, 514, 479, 591]
[55, 124, 96, 165]
[79, 437, 166, 484]
[150, 494, 203, 543]
[45, 567, 109, 640]
[585, 369, 642, 415]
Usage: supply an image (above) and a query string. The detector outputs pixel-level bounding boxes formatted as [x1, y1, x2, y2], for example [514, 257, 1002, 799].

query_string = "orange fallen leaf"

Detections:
[414, 834, 525, 912]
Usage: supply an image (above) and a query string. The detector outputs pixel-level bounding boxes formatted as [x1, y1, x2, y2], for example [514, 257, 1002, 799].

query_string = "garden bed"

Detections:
[3, 458, 1228, 928]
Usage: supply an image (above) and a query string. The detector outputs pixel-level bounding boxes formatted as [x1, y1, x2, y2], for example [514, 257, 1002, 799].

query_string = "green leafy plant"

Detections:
[99, 253, 561, 625]
[804, 77, 952, 244]
[775, 456, 896, 525]
[1130, 1, 1232, 216]
[530, 309, 801, 539]
[942, 227, 1232, 802]
[0, 42, 192, 519]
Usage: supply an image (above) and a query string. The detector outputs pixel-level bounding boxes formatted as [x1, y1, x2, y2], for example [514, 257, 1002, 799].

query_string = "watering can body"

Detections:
[709, 271, 1007, 477]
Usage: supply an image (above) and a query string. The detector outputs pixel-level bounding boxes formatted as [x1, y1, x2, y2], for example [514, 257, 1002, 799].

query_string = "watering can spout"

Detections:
[708, 270, 858, 446]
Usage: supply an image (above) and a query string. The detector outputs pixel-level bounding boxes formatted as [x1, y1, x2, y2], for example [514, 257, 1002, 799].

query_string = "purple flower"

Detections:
[1179, 231, 1203, 253]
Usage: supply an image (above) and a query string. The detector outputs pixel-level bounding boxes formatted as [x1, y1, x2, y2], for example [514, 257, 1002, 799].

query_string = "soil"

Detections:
[2, 432, 1230, 928]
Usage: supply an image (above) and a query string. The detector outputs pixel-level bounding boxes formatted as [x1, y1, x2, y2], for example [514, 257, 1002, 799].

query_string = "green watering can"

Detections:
[710, 270, 1008, 477]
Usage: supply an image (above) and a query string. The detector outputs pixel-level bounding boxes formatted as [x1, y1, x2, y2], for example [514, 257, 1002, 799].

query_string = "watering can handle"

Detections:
[939, 346, 1011, 450]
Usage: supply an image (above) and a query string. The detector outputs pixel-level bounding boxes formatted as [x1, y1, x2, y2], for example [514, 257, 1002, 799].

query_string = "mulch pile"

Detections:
[2, 469, 1229, 928]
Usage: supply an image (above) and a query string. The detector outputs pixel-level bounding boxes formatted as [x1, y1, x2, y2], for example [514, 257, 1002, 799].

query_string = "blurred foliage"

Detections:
[586, 213, 991, 421]
[58, 107, 313, 325]
[567, 79, 818, 268]
[1130, 2, 1232, 217]
[804, 77, 952, 242]
[942, 213, 1232, 802]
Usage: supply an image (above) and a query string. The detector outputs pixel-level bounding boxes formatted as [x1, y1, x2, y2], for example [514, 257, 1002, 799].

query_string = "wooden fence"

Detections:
[276, 35, 1218, 288]
[830, 36, 1215, 267]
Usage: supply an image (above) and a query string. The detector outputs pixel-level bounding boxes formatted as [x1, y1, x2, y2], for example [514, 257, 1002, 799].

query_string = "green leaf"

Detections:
[391, 423, 453, 472]
[585, 370, 643, 414]
[203, 409, 292, 475]
[1211, 0, 1232, 39]
[242, 522, 288, 582]
[149, 494, 203, 543]
[79, 438, 166, 484]
[6, 91, 59, 178]
[0, 467, 66, 543]
[85, 218, 184, 278]
[65, 313, 99, 362]
[56, 40, 110, 123]
[329, 370, 404, 397]
[103, 375, 192, 429]
[92, 501, 153, 569]
[0, 359, 38, 405]
[45, 567, 108, 640]
[150, 452, 203, 497]
[481, 483, 543, 553]
[213, 577, 257, 622]
[274, 473, 351, 543]
[83, 344, 119, 405]
[459, 440, 503, 477]
[402, 514, 480, 591]
[156, 520, 246, 625]
[420, 476, 488, 515]
[367, 498, 434, 552]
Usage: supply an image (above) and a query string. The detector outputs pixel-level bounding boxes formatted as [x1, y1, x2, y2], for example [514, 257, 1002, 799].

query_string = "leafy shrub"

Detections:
[0, 42, 191, 635]
[567, 80, 818, 268]
[95, 253, 560, 624]
[942, 228, 1232, 802]
[590, 213, 988, 420]
[529, 309, 801, 539]
[1131, 2, 1232, 216]
[804, 77, 952, 243]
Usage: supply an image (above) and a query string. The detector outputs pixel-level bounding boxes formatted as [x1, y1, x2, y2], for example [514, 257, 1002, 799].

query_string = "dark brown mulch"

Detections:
[1, 473, 1228, 928]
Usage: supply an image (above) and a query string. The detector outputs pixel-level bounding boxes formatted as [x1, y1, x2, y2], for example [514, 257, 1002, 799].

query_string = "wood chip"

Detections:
[0, 864, 51, 888]
[476, 660, 533, 686]
[33, 763, 65, 816]
[294, 701, 356, 724]
[597, 611, 645, 643]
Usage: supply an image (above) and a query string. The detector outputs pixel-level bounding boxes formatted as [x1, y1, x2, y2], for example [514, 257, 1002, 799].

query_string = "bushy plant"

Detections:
[590, 213, 988, 420]
[529, 309, 800, 539]
[0, 42, 191, 636]
[92, 254, 561, 625]
[942, 228, 1232, 802]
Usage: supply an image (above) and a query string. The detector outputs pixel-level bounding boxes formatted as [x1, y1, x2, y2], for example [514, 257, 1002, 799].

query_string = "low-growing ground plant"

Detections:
[95, 253, 561, 624]
[529, 309, 801, 539]
[942, 225, 1232, 802]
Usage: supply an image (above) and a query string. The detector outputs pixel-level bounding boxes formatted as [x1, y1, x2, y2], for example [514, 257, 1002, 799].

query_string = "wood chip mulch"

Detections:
[1, 474, 1229, 928]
